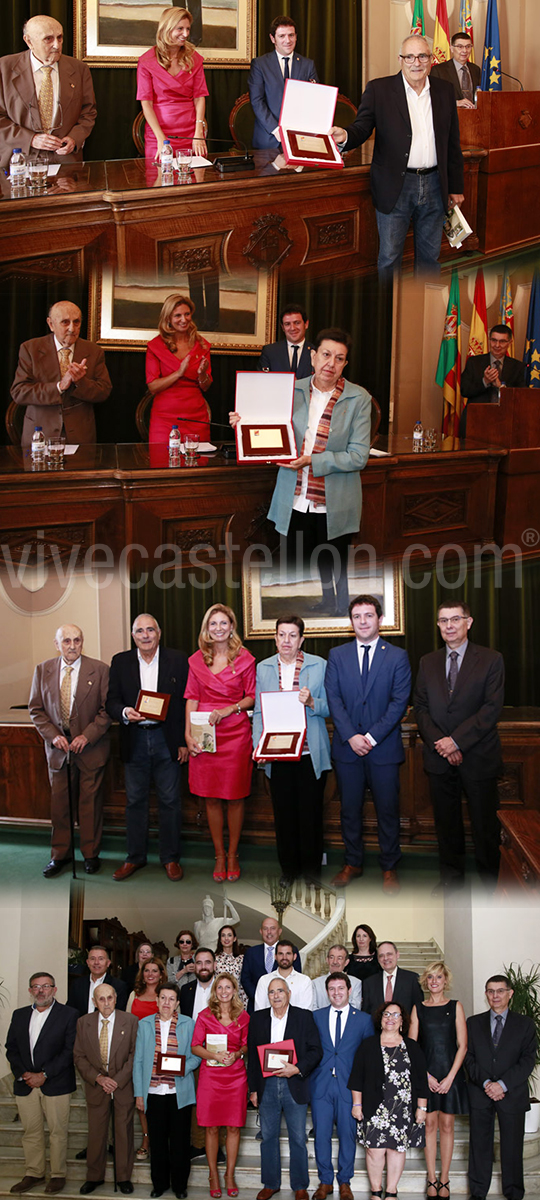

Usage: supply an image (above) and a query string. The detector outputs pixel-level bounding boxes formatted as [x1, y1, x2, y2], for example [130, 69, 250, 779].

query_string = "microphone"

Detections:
[500, 70, 524, 91]
[207, 137, 255, 173]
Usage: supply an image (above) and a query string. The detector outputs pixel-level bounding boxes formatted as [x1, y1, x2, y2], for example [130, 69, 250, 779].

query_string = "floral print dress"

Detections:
[358, 1041, 425, 1151]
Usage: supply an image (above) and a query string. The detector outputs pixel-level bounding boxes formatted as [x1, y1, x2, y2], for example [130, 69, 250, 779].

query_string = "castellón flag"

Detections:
[481, 0, 501, 90]
[411, 0, 425, 36]
[436, 269, 462, 436]
[523, 269, 540, 388]
[467, 268, 488, 358]
[459, 0, 475, 62]
[499, 268, 515, 357]
[433, 0, 451, 63]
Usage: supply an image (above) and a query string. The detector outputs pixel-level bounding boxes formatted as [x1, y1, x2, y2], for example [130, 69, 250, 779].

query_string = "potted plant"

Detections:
[504, 961, 540, 1133]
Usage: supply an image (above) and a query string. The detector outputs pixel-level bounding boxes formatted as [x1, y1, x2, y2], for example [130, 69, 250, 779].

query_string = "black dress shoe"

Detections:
[118, 1185, 134, 1195]
[75, 1150, 87, 1161]
[150, 1192, 165, 1197]
[84, 858, 101, 874]
[176, 1192, 188, 1198]
[43, 858, 72, 878]
[189, 1146, 205, 1159]
[80, 1184, 104, 1195]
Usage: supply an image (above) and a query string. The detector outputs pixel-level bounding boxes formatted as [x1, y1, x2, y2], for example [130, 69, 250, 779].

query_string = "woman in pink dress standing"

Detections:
[192, 974, 250, 1198]
[185, 605, 256, 883]
[136, 6, 208, 161]
[146, 292, 212, 444]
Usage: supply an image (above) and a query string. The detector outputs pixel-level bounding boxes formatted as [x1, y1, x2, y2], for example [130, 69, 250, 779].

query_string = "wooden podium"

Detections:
[467, 387, 540, 550]
[458, 91, 540, 252]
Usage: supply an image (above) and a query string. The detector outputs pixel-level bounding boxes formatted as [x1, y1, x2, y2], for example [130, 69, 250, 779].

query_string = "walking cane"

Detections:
[110, 1094, 117, 1193]
[65, 746, 77, 880]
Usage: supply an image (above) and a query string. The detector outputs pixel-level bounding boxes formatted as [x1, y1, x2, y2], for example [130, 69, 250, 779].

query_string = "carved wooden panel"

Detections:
[303, 210, 359, 262]
[402, 490, 468, 534]
[158, 232, 224, 277]
[242, 213, 293, 268]
[0, 524, 92, 566]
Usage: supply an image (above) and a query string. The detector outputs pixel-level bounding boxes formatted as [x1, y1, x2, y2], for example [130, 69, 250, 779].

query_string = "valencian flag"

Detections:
[523, 268, 540, 388]
[433, 0, 451, 63]
[436, 269, 462, 437]
[410, 0, 425, 36]
[459, 0, 475, 62]
[467, 268, 488, 358]
[481, 0, 501, 90]
[499, 268, 515, 357]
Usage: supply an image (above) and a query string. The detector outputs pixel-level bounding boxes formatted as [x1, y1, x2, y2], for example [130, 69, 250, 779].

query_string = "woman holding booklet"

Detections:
[184, 604, 256, 883]
[192, 973, 250, 1198]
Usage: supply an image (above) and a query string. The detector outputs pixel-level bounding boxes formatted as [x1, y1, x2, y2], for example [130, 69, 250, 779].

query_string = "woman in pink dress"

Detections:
[192, 974, 250, 1198]
[185, 604, 256, 883]
[136, 6, 208, 161]
[126, 957, 168, 1161]
[146, 292, 212, 444]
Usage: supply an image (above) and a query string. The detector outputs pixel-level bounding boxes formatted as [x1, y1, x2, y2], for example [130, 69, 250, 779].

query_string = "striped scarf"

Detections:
[278, 650, 304, 690]
[294, 375, 345, 505]
[150, 1011, 179, 1089]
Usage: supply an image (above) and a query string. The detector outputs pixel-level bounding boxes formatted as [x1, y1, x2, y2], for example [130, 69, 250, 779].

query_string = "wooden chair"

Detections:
[132, 111, 146, 156]
[370, 396, 382, 447]
[229, 91, 358, 152]
[135, 391, 153, 441]
[5, 400, 24, 445]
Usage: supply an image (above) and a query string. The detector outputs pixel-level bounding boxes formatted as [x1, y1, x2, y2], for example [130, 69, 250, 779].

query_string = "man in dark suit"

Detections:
[11, 301, 112, 446]
[179, 948, 215, 1020]
[247, 14, 318, 150]
[414, 601, 505, 891]
[258, 307, 314, 378]
[28, 623, 111, 878]
[69, 947, 128, 1018]
[74, 983, 138, 1195]
[325, 594, 412, 893]
[5, 970, 79, 1194]
[460, 325, 526, 438]
[431, 32, 481, 108]
[331, 35, 464, 275]
[106, 613, 189, 882]
[240, 916, 301, 1015]
[248, 977, 322, 1200]
[466, 974, 537, 1200]
[311, 973, 374, 1200]
[0, 15, 96, 169]
[361, 942, 423, 1018]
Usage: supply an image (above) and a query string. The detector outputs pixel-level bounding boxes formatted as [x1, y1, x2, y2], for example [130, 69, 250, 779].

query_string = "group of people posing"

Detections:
[30, 592, 505, 895]
[6, 916, 536, 1200]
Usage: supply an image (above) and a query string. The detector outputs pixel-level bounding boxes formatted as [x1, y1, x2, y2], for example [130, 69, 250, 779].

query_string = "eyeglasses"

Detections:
[178, 939, 192, 945]
[438, 617, 467, 626]
[486, 988, 510, 997]
[400, 53, 431, 64]
[382, 1011, 401, 1020]
[31, 984, 54, 992]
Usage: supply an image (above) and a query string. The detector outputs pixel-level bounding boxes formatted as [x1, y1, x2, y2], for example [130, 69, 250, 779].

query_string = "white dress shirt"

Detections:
[29, 1001, 55, 1059]
[60, 654, 82, 718]
[123, 647, 160, 724]
[192, 980, 212, 1022]
[292, 384, 332, 514]
[270, 1009, 289, 1043]
[88, 974, 107, 1013]
[329, 1002, 350, 1043]
[254, 969, 314, 1012]
[403, 75, 437, 169]
[287, 338, 305, 367]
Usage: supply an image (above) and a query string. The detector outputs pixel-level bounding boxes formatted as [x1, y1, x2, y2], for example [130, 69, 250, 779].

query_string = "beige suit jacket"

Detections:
[0, 50, 96, 168]
[74, 1010, 139, 1107]
[11, 334, 112, 445]
[29, 654, 111, 771]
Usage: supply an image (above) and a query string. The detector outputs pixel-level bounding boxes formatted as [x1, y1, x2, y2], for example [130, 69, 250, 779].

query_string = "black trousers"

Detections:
[269, 756, 327, 880]
[468, 1104, 526, 1200]
[146, 1094, 192, 1195]
[286, 509, 351, 615]
[427, 764, 500, 882]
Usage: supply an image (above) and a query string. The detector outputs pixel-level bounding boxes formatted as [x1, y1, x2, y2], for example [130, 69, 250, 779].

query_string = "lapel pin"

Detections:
[70, 82, 75, 88]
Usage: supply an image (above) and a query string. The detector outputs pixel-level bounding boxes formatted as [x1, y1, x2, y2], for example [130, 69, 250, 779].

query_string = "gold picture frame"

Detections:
[74, 0, 256, 68]
[243, 554, 405, 639]
[88, 263, 278, 354]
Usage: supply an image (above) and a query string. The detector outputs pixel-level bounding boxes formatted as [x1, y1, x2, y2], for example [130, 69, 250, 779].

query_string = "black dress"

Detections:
[416, 1001, 468, 1114]
[346, 955, 380, 983]
[358, 1042, 425, 1151]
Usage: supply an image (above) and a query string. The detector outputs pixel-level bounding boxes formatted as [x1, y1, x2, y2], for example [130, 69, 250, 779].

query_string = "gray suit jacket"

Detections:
[0, 50, 97, 168]
[29, 654, 111, 771]
[11, 334, 112, 445]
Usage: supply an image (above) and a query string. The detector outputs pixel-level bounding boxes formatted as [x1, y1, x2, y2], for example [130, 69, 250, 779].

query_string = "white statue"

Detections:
[194, 895, 241, 951]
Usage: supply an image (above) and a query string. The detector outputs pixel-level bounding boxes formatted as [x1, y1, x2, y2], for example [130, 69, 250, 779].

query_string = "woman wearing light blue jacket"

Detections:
[133, 982, 199, 1199]
[252, 615, 331, 885]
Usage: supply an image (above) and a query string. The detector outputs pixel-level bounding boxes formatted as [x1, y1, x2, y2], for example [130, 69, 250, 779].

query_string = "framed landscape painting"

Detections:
[75, 0, 256, 67]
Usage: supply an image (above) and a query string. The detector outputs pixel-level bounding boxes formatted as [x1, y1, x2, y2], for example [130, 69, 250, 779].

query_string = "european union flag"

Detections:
[523, 268, 540, 388]
[480, 0, 501, 90]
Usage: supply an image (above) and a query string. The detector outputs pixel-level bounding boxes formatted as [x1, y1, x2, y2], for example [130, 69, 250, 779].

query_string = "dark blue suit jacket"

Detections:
[241, 942, 302, 1012]
[311, 1005, 374, 1104]
[325, 638, 411, 765]
[6, 1001, 79, 1096]
[257, 340, 314, 378]
[247, 51, 319, 149]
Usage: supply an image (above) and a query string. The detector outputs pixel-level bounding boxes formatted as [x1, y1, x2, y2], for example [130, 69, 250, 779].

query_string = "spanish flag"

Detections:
[467, 268, 488, 358]
[433, 0, 451, 63]
[436, 269, 462, 437]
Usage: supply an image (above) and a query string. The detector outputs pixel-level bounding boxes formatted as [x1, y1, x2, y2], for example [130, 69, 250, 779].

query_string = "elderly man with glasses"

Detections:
[331, 35, 464, 276]
[414, 601, 505, 893]
[5, 973, 79, 1195]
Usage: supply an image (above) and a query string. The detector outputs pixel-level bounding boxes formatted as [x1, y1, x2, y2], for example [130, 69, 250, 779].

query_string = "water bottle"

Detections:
[9, 148, 26, 185]
[412, 418, 423, 452]
[169, 424, 181, 464]
[31, 426, 46, 460]
[161, 139, 174, 184]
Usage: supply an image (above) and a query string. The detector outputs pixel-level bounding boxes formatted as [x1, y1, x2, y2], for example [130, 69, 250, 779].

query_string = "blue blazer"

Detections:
[133, 1012, 199, 1111]
[240, 942, 302, 1010]
[257, 340, 314, 378]
[325, 638, 411, 765]
[253, 652, 331, 780]
[310, 1005, 374, 1105]
[247, 51, 319, 149]
[267, 376, 371, 542]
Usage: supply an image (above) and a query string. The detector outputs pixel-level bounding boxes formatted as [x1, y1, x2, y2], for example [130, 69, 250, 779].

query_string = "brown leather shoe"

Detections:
[295, 1192, 309, 1200]
[113, 861, 145, 882]
[164, 861, 183, 881]
[313, 1186, 334, 1199]
[339, 1186, 354, 1200]
[257, 1191, 280, 1200]
[45, 1180, 66, 1194]
[382, 869, 400, 895]
[331, 864, 363, 887]
[11, 1180, 45, 1194]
